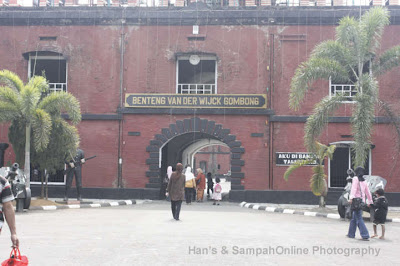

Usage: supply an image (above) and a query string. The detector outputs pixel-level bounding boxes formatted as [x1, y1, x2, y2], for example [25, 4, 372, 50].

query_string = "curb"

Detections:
[240, 202, 400, 223]
[29, 200, 137, 211]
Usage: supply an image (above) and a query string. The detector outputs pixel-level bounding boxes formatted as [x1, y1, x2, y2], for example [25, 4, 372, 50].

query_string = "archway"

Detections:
[145, 117, 245, 195]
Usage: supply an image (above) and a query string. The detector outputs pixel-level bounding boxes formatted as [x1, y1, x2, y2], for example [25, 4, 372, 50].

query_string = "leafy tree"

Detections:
[284, 142, 336, 207]
[289, 7, 400, 167]
[0, 70, 81, 186]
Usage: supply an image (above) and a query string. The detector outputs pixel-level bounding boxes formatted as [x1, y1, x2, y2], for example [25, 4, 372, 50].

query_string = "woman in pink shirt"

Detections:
[347, 167, 373, 241]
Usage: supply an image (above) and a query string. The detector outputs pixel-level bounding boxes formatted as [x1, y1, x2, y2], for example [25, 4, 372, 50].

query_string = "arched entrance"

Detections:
[145, 117, 245, 195]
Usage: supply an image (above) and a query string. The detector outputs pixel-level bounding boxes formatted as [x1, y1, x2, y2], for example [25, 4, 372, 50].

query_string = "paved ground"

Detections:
[1, 201, 399, 265]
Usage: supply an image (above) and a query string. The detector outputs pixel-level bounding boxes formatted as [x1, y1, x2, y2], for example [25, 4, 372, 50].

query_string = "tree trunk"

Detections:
[41, 170, 44, 198]
[319, 195, 326, 208]
[45, 171, 49, 200]
[24, 124, 31, 187]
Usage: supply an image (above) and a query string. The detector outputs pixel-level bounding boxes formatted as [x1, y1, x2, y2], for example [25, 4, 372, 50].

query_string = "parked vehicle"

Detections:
[337, 169, 387, 219]
[0, 163, 31, 212]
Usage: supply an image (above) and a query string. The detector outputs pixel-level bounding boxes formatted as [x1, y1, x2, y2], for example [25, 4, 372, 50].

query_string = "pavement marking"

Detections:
[68, 205, 81, 209]
[327, 213, 341, 219]
[29, 200, 140, 212]
[304, 211, 317, 217]
[42, 206, 57, 211]
[283, 209, 295, 214]
[392, 218, 400, 223]
[239, 202, 384, 222]
[265, 207, 276, 212]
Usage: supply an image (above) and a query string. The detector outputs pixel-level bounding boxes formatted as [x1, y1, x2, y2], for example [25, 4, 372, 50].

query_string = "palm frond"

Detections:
[336, 16, 359, 47]
[0, 70, 24, 92]
[20, 85, 41, 121]
[351, 92, 375, 167]
[283, 159, 316, 181]
[326, 145, 337, 160]
[373, 45, 400, 76]
[289, 58, 348, 110]
[304, 95, 345, 151]
[360, 7, 390, 56]
[39, 92, 81, 124]
[32, 109, 52, 152]
[311, 40, 352, 66]
[0, 86, 22, 107]
[28, 75, 49, 95]
[310, 165, 326, 196]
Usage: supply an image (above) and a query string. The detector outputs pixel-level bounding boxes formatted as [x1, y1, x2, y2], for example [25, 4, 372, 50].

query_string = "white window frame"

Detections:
[328, 141, 372, 188]
[176, 55, 218, 94]
[30, 167, 67, 186]
[28, 55, 68, 93]
[329, 77, 359, 103]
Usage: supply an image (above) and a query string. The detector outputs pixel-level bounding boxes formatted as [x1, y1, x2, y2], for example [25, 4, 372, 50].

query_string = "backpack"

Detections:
[215, 184, 222, 193]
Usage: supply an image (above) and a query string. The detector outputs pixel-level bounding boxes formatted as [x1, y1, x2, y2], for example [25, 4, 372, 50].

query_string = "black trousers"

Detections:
[171, 200, 182, 220]
[207, 185, 214, 196]
[185, 188, 192, 204]
[65, 166, 82, 199]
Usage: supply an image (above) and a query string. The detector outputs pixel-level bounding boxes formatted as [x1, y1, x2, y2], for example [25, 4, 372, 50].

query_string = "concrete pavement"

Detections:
[1, 200, 399, 265]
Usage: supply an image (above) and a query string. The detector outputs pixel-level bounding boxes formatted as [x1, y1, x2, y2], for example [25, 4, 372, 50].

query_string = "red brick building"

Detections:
[0, 4, 399, 204]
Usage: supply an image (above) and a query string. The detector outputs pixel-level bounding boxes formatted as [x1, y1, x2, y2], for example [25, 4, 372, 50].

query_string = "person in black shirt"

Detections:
[371, 188, 388, 240]
[64, 148, 85, 201]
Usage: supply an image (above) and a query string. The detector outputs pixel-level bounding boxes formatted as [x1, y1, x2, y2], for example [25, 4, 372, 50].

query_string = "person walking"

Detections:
[0, 175, 19, 248]
[347, 167, 373, 241]
[212, 177, 222, 205]
[166, 163, 185, 221]
[195, 168, 206, 202]
[184, 167, 196, 205]
[206, 172, 214, 199]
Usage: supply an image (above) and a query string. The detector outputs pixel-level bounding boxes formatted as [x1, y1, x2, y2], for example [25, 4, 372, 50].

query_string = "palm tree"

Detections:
[284, 142, 336, 207]
[289, 7, 400, 168]
[0, 70, 81, 186]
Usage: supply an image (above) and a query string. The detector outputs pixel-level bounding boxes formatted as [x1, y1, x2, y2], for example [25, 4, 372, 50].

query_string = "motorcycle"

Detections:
[337, 169, 386, 219]
[0, 163, 31, 212]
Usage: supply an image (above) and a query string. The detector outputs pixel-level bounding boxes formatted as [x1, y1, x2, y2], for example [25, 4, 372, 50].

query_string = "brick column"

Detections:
[316, 0, 325, 5]
[332, 0, 343, 5]
[300, 0, 309, 5]
[229, 0, 239, 6]
[260, 0, 271, 5]
[159, 0, 168, 6]
[127, 0, 136, 6]
[372, 0, 382, 5]
[7, 0, 19, 5]
[245, 0, 256, 5]
[389, 0, 400, 4]
[174, 0, 184, 6]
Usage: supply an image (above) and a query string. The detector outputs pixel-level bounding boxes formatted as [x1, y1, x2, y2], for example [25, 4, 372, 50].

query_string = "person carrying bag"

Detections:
[1, 248, 29, 266]
[346, 167, 373, 241]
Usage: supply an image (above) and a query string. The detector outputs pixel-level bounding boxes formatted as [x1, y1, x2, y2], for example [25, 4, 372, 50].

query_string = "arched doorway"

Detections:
[145, 117, 245, 197]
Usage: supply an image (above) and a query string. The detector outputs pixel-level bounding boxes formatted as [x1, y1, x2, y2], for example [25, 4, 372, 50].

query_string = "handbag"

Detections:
[1, 248, 29, 266]
[351, 178, 366, 211]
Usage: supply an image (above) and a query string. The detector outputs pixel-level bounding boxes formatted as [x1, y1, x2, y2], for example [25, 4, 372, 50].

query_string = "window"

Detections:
[330, 81, 358, 102]
[176, 55, 217, 94]
[329, 142, 371, 188]
[29, 55, 67, 93]
[329, 61, 371, 102]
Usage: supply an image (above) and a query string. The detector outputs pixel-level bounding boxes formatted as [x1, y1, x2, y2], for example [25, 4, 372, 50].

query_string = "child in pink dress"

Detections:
[212, 177, 222, 205]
